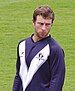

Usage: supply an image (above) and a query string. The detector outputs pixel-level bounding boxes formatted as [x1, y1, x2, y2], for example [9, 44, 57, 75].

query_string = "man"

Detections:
[12, 6, 65, 91]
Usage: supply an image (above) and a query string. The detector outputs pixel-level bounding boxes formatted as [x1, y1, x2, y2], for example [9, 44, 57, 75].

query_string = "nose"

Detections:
[41, 24, 46, 31]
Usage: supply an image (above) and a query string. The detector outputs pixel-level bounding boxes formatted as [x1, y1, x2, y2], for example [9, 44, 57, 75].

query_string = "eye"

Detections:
[37, 22, 52, 27]
[45, 23, 51, 26]
[40, 23, 44, 25]
[37, 22, 44, 25]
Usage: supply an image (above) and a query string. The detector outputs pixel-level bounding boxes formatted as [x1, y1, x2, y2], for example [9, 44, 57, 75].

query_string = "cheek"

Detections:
[34, 25, 41, 32]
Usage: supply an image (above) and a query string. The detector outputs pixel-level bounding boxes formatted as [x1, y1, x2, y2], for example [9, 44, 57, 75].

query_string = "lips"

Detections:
[39, 32, 46, 38]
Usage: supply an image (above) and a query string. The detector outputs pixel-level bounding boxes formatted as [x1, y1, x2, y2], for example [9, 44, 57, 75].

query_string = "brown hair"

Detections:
[33, 6, 55, 23]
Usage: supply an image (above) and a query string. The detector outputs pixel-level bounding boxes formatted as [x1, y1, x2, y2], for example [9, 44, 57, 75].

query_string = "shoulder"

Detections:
[18, 37, 31, 46]
[17, 37, 31, 56]
[48, 37, 64, 56]
[17, 39, 26, 49]
[50, 37, 62, 49]
[47, 35, 62, 49]
[48, 37, 65, 64]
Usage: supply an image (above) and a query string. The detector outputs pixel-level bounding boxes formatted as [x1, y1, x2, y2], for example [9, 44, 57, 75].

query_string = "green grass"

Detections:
[0, 0, 75, 91]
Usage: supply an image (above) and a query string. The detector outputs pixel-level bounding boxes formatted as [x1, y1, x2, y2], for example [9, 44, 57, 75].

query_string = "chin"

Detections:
[40, 35, 47, 39]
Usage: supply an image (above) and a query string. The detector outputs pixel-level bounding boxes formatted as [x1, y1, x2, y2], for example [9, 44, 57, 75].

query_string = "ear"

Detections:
[32, 22, 35, 27]
[32, 20, 36, 27]
[51, 22, 53, 26]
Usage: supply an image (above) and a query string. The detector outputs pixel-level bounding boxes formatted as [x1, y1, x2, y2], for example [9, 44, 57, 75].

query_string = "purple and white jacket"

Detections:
[12, 35, 65, 91]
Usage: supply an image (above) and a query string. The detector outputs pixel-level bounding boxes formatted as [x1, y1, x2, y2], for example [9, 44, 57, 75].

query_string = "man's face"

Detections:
[33, 15, 53, 39]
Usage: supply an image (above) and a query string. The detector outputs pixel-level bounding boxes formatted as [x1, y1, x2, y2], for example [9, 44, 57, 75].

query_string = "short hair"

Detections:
[33, 6, 55, 23]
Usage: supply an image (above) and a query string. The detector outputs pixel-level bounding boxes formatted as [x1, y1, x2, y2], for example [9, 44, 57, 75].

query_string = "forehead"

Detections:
[36, 15, 52, 23]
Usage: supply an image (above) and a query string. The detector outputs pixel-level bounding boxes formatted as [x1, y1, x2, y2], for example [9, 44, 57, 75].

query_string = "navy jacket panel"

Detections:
[48, 37, 65, 91]
[12, 41, 23, 91]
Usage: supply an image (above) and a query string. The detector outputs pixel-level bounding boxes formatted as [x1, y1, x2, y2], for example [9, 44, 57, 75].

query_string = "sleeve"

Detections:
[49, 47, 65, 91]
[12, 43, 22, 91]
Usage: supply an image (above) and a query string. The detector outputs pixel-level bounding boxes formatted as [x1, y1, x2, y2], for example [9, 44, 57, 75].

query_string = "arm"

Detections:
[12, 44, 22, 91]
[49, 47, 65, 91]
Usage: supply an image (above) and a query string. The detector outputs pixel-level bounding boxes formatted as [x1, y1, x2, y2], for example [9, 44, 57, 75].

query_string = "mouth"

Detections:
[39, 32, 47, 38]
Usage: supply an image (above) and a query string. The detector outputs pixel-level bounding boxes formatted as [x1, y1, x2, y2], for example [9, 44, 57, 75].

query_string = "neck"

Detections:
[32, 34, 49, 42]
[32, 34, 42, 42]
